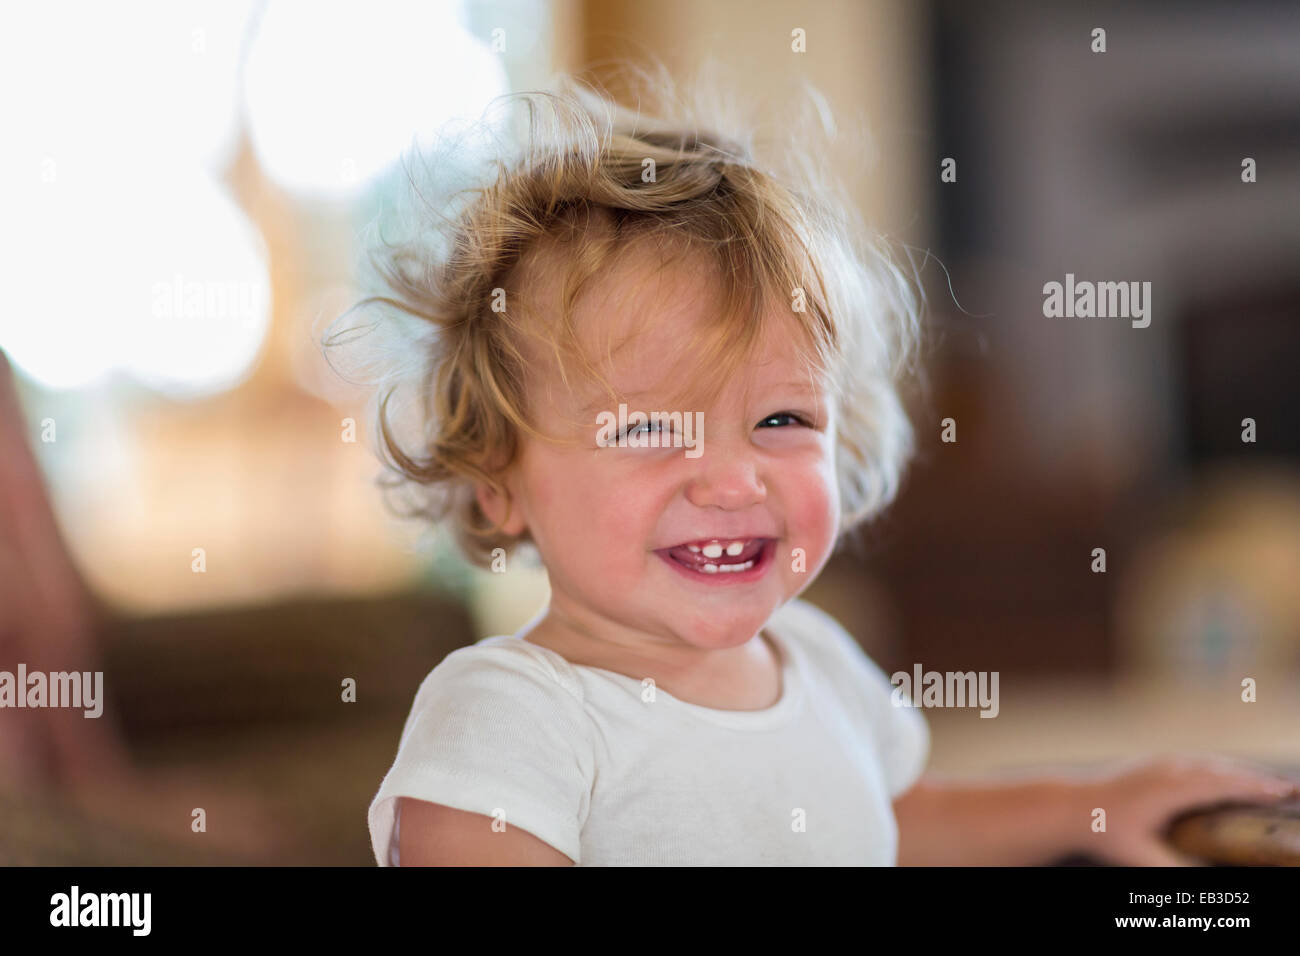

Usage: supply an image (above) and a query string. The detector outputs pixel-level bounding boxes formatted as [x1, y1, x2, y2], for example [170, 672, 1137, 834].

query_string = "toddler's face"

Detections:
[486, 249, 841, 655]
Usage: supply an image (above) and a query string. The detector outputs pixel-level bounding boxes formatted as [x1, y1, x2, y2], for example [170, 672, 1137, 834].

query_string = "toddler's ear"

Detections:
[475, 481, 527, 536]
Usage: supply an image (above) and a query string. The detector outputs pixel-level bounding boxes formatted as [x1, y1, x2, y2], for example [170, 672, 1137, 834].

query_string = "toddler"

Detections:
[359, 70, 1295, 866]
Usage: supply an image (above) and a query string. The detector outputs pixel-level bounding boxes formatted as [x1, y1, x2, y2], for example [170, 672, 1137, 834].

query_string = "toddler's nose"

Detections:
[684, 442, 766, 510]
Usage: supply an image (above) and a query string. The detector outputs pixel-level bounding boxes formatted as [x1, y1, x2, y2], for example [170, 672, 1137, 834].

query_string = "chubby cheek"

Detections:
[523, 452, 665, 593]
[778, 452, 840, 585]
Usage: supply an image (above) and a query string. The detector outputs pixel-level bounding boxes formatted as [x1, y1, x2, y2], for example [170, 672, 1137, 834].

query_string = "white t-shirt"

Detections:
[368, 597, 929, 866]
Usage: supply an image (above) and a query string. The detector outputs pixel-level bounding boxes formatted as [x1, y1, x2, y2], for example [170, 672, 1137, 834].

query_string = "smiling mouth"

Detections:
[655, 537, 775, 578]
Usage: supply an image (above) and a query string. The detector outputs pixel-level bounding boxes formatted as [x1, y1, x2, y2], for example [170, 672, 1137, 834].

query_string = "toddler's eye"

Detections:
[757, 411, 809, 429]
[623, 420, 671, 440]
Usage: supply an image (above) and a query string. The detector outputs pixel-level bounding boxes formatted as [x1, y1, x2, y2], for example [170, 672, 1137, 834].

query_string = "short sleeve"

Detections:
[367, 644, 595, 866]
[784, 599, 930, 799]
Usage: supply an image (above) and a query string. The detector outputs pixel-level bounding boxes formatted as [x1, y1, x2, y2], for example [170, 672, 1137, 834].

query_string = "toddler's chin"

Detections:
[664, 601, 784, 649]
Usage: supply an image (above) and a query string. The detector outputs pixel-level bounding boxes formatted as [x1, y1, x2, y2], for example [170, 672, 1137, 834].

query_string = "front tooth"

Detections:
[702, 543, 724, 558]
[725, 541, 744, 556]
[703, 564, 719, 573]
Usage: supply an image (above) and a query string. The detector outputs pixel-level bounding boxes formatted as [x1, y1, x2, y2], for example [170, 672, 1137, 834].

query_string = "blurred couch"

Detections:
[1, 590, 476, 865]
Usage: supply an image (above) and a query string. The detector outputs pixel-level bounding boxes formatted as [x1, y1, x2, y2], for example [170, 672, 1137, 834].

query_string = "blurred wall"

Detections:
[578, 0, 931, 237]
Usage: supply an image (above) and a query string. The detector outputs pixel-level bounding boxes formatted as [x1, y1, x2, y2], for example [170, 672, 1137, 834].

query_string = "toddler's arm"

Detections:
[398, 797, 575, 866]
[892, 755, 1297, 866]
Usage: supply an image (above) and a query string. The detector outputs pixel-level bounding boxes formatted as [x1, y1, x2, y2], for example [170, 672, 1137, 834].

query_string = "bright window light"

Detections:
[242, 0, 509, 199]
[0, 1, 250, 181]
[1, 170, 270, 395]
[0, 0, 267, 395]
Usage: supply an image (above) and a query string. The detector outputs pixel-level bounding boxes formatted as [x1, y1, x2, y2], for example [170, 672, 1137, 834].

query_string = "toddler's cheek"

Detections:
[553, 472, 658, 568]
[787, 468, 839, 561]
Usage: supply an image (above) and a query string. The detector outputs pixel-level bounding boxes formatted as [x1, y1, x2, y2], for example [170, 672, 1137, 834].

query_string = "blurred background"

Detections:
[1, 0, 1297, 864]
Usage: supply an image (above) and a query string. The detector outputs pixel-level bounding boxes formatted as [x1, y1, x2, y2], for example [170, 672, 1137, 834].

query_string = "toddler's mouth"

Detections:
[655, 537, 775, 581]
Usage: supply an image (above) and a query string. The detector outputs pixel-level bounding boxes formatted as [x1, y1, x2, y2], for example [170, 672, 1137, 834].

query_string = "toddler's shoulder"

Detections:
[432, 635, 585, 692]
[401, 636, 590, 732]
[371, 635, 595, 867]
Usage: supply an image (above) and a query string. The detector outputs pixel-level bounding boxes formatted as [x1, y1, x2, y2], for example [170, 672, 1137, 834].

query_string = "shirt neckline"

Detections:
[485, 612, 807, 730]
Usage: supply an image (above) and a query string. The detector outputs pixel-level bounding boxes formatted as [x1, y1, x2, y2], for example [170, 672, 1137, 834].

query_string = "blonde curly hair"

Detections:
[332, 63, 922, 570]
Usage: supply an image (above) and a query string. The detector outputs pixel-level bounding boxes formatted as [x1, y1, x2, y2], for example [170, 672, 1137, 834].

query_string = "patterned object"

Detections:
[1166, 798, 1300, 866]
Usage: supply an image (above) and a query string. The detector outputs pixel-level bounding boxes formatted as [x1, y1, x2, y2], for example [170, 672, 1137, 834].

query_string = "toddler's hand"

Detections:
[1082, 754, 1299, 866]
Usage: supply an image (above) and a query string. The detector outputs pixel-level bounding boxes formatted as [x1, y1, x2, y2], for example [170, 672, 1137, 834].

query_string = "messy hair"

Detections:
[330, 62, 922, 569]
